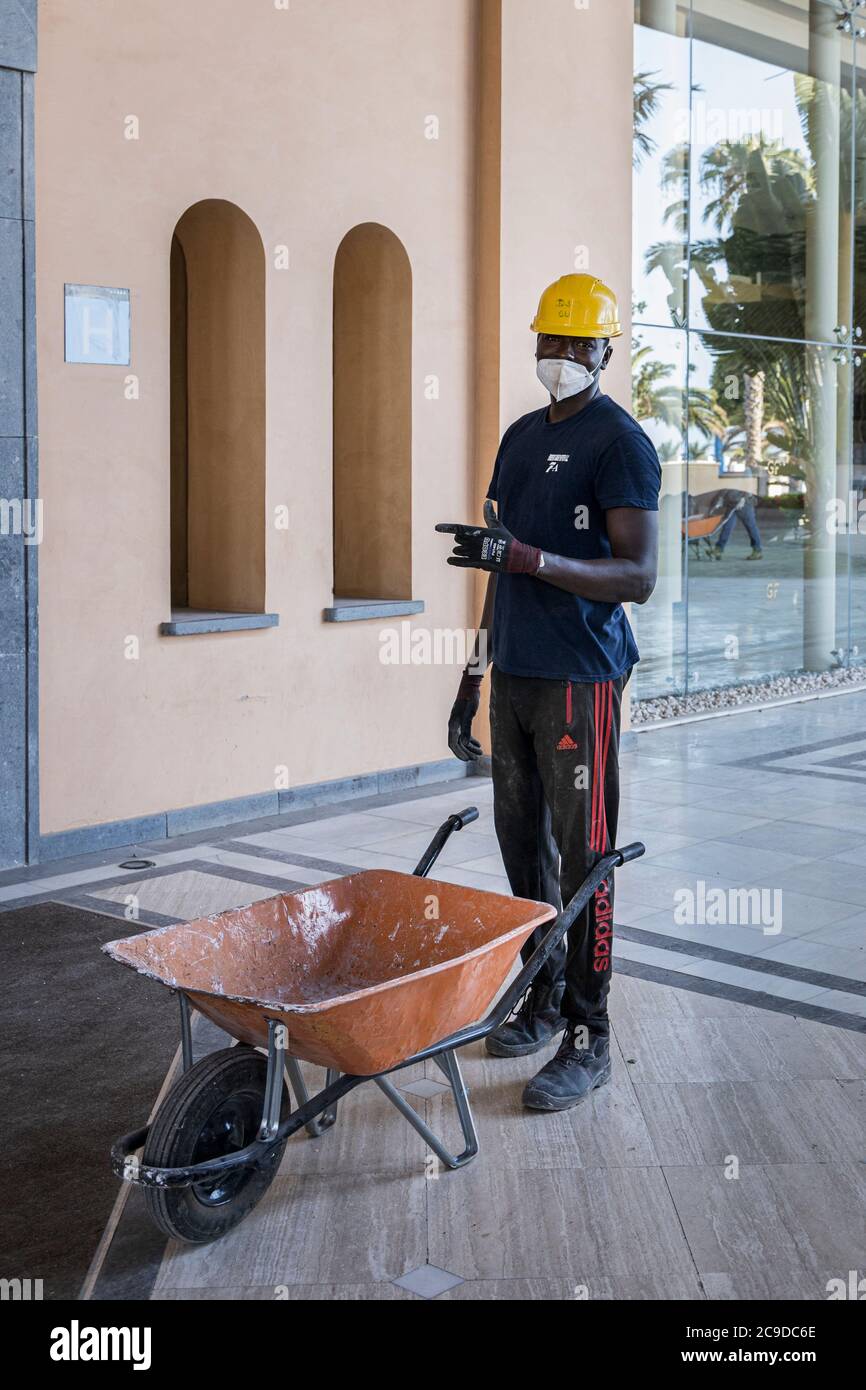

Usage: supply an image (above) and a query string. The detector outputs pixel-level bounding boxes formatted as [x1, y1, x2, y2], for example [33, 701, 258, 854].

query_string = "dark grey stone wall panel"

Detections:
[0, 435, 27, 867]
[0, 652, 26, 858]
[0, 0, 37, 72]
[23, 213, 35, 432]
[22, 71, 33, 220]
[0, 438, 26, 654]
[0, 2, 36, 868]
[0, 69, 22, 219]
[0, 214, 24, 437]
[24, 434, 37, 856]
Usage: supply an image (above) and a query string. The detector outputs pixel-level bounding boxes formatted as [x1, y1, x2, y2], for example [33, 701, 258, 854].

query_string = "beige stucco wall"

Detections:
[499, 0, 634, 423]
[36, 0, 636, 835]
[499, 0, 636, 728]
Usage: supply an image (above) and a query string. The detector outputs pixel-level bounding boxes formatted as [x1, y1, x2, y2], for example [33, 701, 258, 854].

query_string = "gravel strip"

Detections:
[632, 665, 866, 725]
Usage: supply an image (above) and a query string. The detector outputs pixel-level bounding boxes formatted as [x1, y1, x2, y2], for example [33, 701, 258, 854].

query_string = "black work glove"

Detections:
[436, 500, 542, 575]
[448, 670, 484, 762]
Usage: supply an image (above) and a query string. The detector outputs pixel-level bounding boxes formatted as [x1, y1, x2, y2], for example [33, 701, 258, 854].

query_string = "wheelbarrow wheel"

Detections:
[143, 1045, 290, 1244]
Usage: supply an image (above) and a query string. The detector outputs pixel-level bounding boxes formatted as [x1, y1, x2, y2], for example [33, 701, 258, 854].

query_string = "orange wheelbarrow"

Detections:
[682, 511, 725, 559]
[106, 809, 644, 1243]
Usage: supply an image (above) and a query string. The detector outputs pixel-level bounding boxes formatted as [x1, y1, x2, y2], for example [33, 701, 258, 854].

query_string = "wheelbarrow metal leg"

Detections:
[430, 1050, 469, 1096]
[259, 1019, 286, 1141]
[178, 992, 194, 1074]
[439, 1050, 477, 1158]
[375, 1049, 478, 1170]
[284, 1055, 340, 1137]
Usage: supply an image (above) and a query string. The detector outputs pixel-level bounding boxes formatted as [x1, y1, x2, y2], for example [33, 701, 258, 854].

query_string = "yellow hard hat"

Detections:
[531, 274, 623, 339]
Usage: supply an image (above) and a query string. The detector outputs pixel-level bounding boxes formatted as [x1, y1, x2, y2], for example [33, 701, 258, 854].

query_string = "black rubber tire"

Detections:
[143, 1046, 289, 1244]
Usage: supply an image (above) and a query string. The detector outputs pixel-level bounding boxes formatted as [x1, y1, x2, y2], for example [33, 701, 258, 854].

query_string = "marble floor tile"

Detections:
[343, 826, 503, 866]
[664, 1162, 866, 1281]
[612, 1013, 850, 1085]
[794, 1019, 866, 1078]
[278, 1067, 428, 1178]
[634, 1078, 866, 1166]
[717, 820, 866, 859]
[436, 1271, 706, 1300]
[651, 839, 806, 882]
[151, 1282, 413, 1300]
[153, 1171, 427, 1291]
[427, 1163, 694, 1280]
[753, 857, 866, 909]
[93, 869, 282, 921]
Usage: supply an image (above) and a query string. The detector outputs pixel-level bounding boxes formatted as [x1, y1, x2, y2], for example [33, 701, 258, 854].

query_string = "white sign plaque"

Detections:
[64, 284, 130, 365]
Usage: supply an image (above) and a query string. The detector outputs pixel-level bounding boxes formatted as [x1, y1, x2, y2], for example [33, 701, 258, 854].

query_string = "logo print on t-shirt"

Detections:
[546, 453, 570, 473]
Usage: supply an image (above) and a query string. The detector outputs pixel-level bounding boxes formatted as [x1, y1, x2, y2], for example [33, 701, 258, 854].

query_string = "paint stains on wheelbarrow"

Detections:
[104, 870, 556, 1075]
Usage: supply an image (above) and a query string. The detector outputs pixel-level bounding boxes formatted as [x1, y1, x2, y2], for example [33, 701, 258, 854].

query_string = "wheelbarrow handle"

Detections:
[413, 807, 479, 877]
[615, 841, 645, 865]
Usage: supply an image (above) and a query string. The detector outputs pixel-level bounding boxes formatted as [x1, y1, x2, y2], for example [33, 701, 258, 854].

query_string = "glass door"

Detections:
[632, 1, 866, 704]
[847, 13, 866, 670]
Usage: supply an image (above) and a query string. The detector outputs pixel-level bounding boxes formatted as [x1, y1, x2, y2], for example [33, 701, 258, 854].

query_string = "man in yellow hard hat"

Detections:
[437, 274, 660, 1112]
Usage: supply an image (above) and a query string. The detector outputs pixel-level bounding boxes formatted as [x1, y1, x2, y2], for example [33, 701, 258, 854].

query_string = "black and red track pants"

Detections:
[489, 665, 628, 1038]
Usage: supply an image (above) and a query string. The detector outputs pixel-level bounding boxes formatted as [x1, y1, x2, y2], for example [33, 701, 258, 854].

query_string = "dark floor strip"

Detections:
[58, 894, 180, 930]
[618, 923, 866, 997]
[616, 957, 866, 1033]
[194, 862, 308, 894]
[216, 839, 363, 876]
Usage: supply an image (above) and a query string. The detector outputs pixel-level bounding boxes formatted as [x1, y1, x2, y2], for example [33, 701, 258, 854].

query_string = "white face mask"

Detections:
[537, 356, 599, 402]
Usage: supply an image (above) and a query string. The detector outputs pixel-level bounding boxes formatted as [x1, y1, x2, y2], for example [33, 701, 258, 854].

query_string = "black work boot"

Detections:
[521, 1029, 611, 1111]
[485, 982, 566, 1058]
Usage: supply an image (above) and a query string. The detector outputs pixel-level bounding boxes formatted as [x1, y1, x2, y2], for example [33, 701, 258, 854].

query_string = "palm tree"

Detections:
[699, 138, 812, 234]
[632, 336, 729, 445]
[634, 70, 674, 169]
[743, 370, 766, 471]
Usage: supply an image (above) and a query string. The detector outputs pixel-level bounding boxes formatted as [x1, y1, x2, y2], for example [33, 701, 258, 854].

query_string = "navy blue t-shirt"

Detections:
[487, 394, 661, 682]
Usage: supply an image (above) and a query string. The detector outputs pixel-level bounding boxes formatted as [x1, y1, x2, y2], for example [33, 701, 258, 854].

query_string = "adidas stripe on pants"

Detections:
[489, 665, 628, 1038]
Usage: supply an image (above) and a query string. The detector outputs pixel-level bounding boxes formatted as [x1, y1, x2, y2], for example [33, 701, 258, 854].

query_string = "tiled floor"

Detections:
[4, 691, 866, 1299]
[143, 976, 866, 1302]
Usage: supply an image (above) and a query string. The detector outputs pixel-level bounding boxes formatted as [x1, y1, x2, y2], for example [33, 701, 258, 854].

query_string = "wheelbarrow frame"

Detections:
[111, 809, 645, 1190]
[682, 511, 725, 559]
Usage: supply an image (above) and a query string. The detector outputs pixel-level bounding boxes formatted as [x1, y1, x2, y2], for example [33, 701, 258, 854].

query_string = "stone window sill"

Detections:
[160, 610, 280, 636]
[323, 598, 425, 623]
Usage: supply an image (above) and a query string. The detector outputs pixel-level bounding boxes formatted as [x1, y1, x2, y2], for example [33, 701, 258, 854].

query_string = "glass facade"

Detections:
[632, 0, 866, 702]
